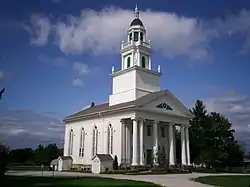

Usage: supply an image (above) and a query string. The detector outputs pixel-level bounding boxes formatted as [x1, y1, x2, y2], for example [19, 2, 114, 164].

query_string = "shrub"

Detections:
[113, 155, 118, 170]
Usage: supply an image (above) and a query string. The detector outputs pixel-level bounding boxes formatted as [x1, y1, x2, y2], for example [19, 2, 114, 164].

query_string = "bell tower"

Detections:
[109, 6, 161, 106]
[121, 5, 152, 70]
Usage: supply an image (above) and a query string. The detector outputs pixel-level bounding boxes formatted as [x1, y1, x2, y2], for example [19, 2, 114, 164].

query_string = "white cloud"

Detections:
[24, 14, 52, 45]
[204, 91, 250, 150]
[25, 8, 250, 59]
[0, 109, 64, 148]
[214, 10, 250, 53]
[54, 8, 217, 60]
[0, 70, 4, 79]
[72, 78, 83, 86]
[73, 62, 90, 75]
[38, 55, 69, 67]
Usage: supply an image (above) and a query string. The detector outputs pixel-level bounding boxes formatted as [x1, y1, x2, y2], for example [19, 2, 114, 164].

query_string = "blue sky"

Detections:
[0, 0, 250, 151]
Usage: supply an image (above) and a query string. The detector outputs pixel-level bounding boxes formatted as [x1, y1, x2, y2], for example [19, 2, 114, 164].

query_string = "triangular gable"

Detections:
[137, 89, 194, 118]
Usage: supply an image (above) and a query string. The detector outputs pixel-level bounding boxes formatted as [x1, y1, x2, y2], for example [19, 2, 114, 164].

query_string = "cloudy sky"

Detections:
[0, 0, 250, 151]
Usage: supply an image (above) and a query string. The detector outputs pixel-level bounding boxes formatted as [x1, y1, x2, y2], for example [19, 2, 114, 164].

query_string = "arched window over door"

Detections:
[79, 128, 85, 157]
[92, 126, 98, 156]
[107, 124, 113, 154]
[68, 129, 74, 155]
[141, 56, 146, 68]
[127, 57, 131, 68]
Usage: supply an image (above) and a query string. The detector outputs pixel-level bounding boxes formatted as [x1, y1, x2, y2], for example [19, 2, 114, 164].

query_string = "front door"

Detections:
[146, 149, 153, 166]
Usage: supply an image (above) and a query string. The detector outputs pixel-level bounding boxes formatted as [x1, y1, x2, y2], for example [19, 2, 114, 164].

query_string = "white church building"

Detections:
[63, 7, 194, 170]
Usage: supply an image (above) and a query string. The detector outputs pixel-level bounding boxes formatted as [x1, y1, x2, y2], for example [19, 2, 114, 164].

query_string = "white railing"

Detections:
[121, 40, 151, 49]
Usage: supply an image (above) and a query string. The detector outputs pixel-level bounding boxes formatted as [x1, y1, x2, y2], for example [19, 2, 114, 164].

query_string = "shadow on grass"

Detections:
[194, 175, 250, 187]
[4, 176, 160, 187]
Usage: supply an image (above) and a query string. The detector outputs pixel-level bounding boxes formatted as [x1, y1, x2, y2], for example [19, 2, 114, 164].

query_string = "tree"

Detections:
[189, 100, 244, 169]
[0, 143, 9, 179]
[8, 148, 34, 163]
[189, 100, 209, 164]
[113, 155, 118, 170]
[34, 144, 62, 165]
[156, 145, 168, 168]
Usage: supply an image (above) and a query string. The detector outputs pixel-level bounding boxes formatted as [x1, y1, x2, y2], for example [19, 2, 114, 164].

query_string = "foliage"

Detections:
[113, 155, 118, 170]
[0, 143, 9, 179]
[189, 100, 245, 169]
[8, 148, 34, 163]
[7, 143, 62, 166]
[33, 143, 62, 165]
[155, 145, 168, 168]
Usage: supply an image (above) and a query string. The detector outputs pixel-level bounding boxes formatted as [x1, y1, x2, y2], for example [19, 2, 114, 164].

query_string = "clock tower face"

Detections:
[156, 102, 173, 111]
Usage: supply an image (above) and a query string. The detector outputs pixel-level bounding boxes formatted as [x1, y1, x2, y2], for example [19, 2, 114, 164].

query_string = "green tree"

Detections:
[0, 143, 9, 179]
[8, 148, 34, 163]
[189, 100, 209, 164]
[34, 143, 62, 165]
[189, 100, 244, 169]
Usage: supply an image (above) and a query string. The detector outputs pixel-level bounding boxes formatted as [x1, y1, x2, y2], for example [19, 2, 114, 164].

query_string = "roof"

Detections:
[58, 156, 72, 160]
[92, 154, 113, 162]
[50, 159, 58, 165]
[130, 18, 144, 27]
[64, 89, 193, 122]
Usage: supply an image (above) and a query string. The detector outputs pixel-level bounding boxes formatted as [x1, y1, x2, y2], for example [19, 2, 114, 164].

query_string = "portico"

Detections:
[120, 116, 191, 167]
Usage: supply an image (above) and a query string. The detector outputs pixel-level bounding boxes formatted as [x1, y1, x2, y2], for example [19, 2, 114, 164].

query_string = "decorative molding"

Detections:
[156, 102, 173, 110]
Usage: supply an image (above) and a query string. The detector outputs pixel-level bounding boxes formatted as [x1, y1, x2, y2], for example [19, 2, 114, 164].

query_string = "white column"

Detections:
[186, 125, 191, 165]
[121, 119, 126, 164]
[137, 49, 140, 66]
[153, 120, 159, 165]
[181, 125, 187, 165]
[169, 123, 175, 165]
[132, 118, 139, 166]
[125, 123, 130, 165]
[173, 125, 177, 163]
[139, 119, 144, 165]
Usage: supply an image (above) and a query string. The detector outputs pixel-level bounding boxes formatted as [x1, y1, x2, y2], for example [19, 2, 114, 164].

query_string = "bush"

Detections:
[104, 170, 128, 174]
[113, 155, 118, 170]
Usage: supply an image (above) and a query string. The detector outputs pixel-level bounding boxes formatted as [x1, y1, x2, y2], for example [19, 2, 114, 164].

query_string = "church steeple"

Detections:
[120, 6, 152, 71]
[109, 6, 160, 106]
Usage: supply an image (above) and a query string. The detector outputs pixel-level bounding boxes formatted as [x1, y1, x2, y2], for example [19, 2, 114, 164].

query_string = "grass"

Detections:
[195, 175, 250, 187]
[4, 176, 161, 187]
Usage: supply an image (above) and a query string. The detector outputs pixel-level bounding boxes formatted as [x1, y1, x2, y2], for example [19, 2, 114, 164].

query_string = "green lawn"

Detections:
[195, 175, 250, 187]
[4, 176, 160, 187]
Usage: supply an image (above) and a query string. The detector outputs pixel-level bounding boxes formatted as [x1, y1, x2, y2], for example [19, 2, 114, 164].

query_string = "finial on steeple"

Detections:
[157, 65, 161, 73]
[134, 5, 139, 19]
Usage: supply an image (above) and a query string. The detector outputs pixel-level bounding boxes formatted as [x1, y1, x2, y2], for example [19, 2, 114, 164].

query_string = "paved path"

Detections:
[7, 170, 250, 187]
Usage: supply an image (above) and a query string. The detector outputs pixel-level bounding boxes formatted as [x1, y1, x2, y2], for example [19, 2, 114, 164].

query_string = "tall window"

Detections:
[141, 56, 146, 68]
[129, 33, 132, 41]
[134, 32, 139, 41]
[68, 129, 74, 155]
[147, 125, 151, 136]
[92, 126, 98, 156]
[127, 57, 131, 68]
[107, 124, 113, 154]
[140, 32, 143, 41]
[79, 128, 85, 157]
[160, 127, 165, 137]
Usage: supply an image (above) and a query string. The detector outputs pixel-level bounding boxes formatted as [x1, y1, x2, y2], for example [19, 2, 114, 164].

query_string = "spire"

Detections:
[134, 5, 139, 19]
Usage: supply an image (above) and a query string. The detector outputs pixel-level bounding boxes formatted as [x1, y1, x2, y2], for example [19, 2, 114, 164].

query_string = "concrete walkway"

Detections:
[7, 170, 250, 187]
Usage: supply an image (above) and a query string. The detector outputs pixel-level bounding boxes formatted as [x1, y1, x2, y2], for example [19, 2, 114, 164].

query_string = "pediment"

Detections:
[137, 90, 194, 118]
